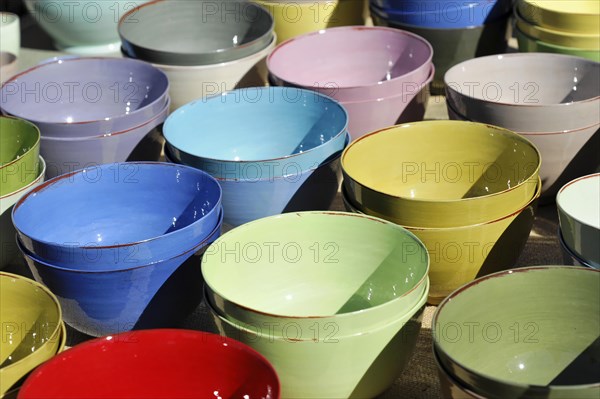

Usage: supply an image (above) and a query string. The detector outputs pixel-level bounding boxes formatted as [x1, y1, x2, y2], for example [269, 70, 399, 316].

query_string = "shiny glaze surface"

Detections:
[0, 116, 40, 196]
[518, 0, 600, 34]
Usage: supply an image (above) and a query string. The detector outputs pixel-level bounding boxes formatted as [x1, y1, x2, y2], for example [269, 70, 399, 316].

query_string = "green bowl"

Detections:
[433, 266, 600, 399]
[516, 27, 600, 62]
[0, 117, 40, 196]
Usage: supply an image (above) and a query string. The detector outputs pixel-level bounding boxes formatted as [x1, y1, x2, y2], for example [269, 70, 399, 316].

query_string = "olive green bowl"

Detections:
[341, 121, 541, 228]
[0, 117, 40, 197]
[0, 272, 62, 396]
[516, 27, 600, 62]
[433, 266, 600, 399]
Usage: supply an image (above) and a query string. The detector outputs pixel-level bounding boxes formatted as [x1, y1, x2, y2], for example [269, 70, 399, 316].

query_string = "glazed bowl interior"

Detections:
[0, 117, 39, 166]
[12, 163, 221, 248]
[164, 88, 347, 162]
[433, 266, 600, 395]
[557, 174, 600, 231]
[202, 212, 429, 317]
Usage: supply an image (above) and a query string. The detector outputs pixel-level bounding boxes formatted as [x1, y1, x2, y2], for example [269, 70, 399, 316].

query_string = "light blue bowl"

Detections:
[163, 87, 348, 179]
[372, 0, 512, 28]
[19, 209, 223, 337]
[166, 133, 350, 228]
[12, 162, 222, 270]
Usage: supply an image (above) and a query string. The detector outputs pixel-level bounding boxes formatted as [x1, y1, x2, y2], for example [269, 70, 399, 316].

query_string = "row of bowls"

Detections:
[444, 52, 600, 199]
[340, 120, 542, 303]
[268, 26, 434, 140]
[369, 0, 512, 92]
[11, 162, 223, 337]
[515, 0, 600, 62]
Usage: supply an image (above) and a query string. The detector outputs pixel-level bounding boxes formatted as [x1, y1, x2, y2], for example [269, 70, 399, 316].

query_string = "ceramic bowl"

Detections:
[434, 347, 486, 399]
[19, 329, 280, 398]
[343, 178, 541, 304]
[23, 0, 151, 54]
[202, 211, 429, 333]
[0, 156, 45, 270]
[252, 0, 365, 44]
[38, 97, 170, 178]
[0, 272, 62, 396]
[371, 7, 510, 93]
[208, 277, 427, 398]
[342, 121, 540, 228]
[558, 228, 597, 269]
[0, 57, 170, 138]
[0, 116, 40, 196]
[13, 161, 221, 270]
[0, 12, 20, 56]
[166, 132, 347, 228]
[517, 0, 600, 34]
[515, 27, 600, 62]
[433, 266, 600, 399]
[145, 34, 276, 110]
[164, 87, 348, 179]
[267, 26, 433, 102]
[371, 0, 513, 28]
[445, 53, 600, 132]
[514, 10, 600, 50]
[0, 51, 17, 84]
[19, 210, 222, 337]
[119, 0, 273, 66]
[557, 174, 600, 268]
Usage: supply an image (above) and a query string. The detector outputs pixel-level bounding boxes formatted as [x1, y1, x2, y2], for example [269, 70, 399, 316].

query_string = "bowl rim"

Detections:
[556, 173, 600, 231]
[17, 329, 281, 397]
[267, 25, 434, 92]
[0, 155, 45, 206]
[202, 210, 431, 320]
[0, 57, 170, 126]
[341, 120, 542, 204]
[519, 0, 600, 19]
[514, 8, 600, 40]
[117, 0, 274, 65]
[0, 116, 41, 171]
[515, 26, 600, 53]
[432, 265, 600, 391]
[164, 86, 349, 165]
[12, 162, 223, 254]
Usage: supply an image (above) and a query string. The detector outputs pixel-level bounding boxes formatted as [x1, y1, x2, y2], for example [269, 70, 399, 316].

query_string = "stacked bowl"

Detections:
[202, 211, 430, 398]
[252, 0, 366, 44]
[0, 117, 45, 270]
[0, 58, 170, 178]
[433, 266, 600, 399]
[516, 0, 600, 62]
[18, 330, 280, 398]
[12, 162, 223, 337]
[118, 0, 276, 110]
[163, 87, 349, 228]
[557, 174, 600, 269]
[369, 0, 513, 93]
[445, 53, 600, 200]
[341, 121, 542, 304]
[0, 272, 66, 396]
[268, 26, 434, 140]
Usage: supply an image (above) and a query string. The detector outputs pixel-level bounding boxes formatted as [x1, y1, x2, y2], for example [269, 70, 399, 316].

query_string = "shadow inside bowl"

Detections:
[126, 123, 166, 162]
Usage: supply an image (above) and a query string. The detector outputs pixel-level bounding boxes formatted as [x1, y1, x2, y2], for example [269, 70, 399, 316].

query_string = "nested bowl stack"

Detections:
[119, 0, 276, 109]
[164, 87, 349, 228]
[369, 0, 513, 93]
[202, 211, 429, 398]
[445, 53, 600, 200]
[341, 120, 542, 303]
[12, 162, 223, 337]
[433, 266, 600, 399]
[268, 26, 434, 140]
[0, 58, 171, 178]
[18, 330, 280, 399]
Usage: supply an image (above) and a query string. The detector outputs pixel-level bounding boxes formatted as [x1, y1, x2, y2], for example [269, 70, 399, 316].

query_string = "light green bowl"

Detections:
[516, 27, 600, 62]
[433, 266, 600, 399]
[0, 117, 40, 196]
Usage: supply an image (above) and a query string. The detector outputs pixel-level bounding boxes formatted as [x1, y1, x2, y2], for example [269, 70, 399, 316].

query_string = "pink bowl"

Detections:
[267, 26, 433, 102]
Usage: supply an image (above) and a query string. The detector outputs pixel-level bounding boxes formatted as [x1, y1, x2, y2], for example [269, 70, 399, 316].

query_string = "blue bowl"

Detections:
[19, 208, 223, 337]
[166, 133, 350, 228]
[163, 87, 349, 179]
[371, 0, 512, 28]
[13, 162, 222, 270]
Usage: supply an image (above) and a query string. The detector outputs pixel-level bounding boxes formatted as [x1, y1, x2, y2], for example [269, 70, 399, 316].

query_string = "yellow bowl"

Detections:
[343, 177, 542, 304]
[518, 0, 600, 34]
[252, 0, 365, 44]
[515, 10, 600, 50]
[0, 272, 62, 396]
[341, 121, 541, 228]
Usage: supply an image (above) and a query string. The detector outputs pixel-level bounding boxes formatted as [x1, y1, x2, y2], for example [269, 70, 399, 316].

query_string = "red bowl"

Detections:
[18, 329, 280, 399]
